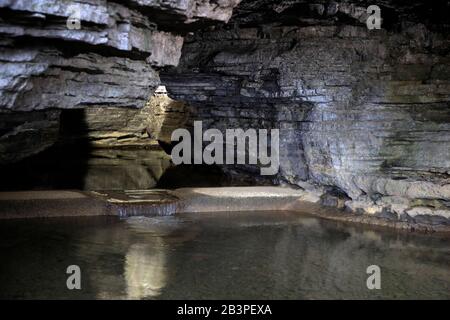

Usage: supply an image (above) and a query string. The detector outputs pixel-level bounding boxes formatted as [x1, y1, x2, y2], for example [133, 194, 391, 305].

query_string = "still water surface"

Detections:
[0, 211, 449, 299]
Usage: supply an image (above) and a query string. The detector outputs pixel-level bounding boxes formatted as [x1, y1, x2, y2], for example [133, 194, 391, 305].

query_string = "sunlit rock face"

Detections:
[162, 0, 450, 220]
[0, 0, 241, 163]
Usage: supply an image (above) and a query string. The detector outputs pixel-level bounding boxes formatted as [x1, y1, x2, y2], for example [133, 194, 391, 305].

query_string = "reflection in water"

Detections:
[0, 212, 449, 299]
[125, 243, 167, 299]
[123, 216, 200, 299]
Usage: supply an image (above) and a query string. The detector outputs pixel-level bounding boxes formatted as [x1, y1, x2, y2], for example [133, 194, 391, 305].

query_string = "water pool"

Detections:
[0, 211, 449, 299]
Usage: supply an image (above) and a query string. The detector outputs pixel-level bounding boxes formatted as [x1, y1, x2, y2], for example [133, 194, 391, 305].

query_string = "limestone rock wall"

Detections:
[57, 91, 188, 148]
[1, 0, 450, 225]
[162, 0, 450, 222]
[0, 0, 241, 162]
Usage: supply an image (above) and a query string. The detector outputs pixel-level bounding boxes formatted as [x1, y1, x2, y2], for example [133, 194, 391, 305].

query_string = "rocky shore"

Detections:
[1, 186, 449, 233]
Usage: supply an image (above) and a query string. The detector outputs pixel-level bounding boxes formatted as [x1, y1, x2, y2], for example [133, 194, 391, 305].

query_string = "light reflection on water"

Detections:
[0, 212, 449, 299]
[124, 242, 167, 299]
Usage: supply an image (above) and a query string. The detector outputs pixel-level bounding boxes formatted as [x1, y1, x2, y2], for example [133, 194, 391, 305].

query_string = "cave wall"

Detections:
[1, 0, 450, 222]
[162, 0, 450, 220]
[0, 0, 241, 162]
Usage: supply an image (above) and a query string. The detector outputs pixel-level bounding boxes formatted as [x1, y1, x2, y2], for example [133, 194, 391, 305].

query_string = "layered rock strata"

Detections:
[162, 0, 450, 224]
[0, 0, 240, 162]
[1, 0, 450, 226]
